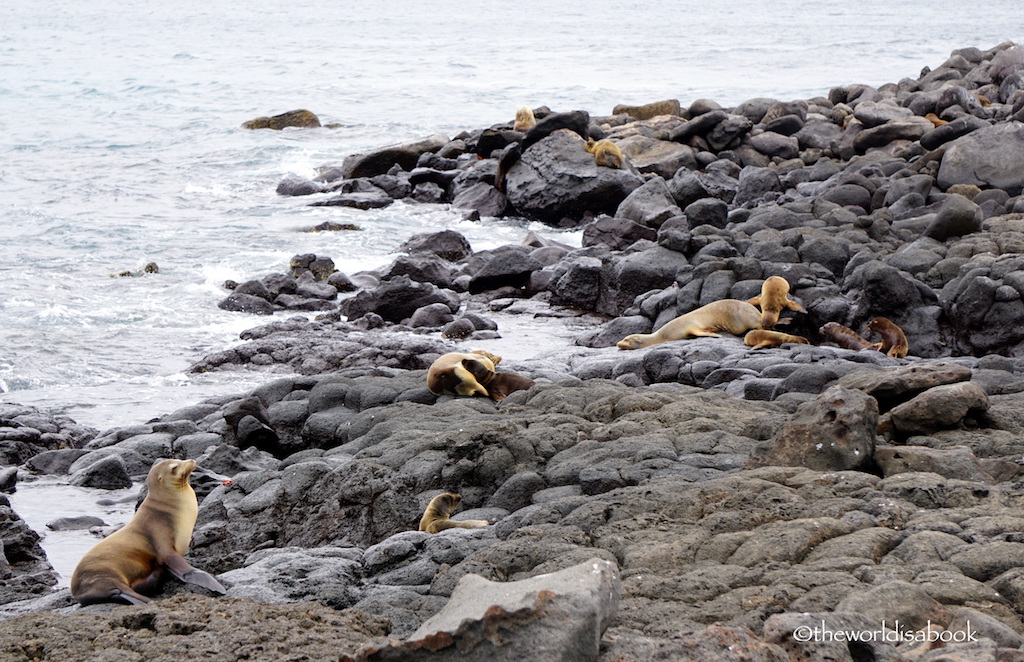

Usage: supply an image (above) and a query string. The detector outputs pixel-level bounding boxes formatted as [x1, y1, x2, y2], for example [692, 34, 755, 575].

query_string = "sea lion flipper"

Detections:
[690, 329, 722, 338]
[114, 589, 152, 605]
[772, 317, 793, 326]
[746, 296, 761, 306]
[164, 553, 227, 594]
[785, 299, 807, 313]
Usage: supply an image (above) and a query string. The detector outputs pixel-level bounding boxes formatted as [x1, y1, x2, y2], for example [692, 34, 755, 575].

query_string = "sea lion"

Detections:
[867, 316, 909, 358]
[746, 276, 806, 329]
[743, 329, 810, 349]
[513, 106, 536, 132]
[418, 492, 489, 533]
[426, 350, 533, 401]
[70, 459, 226, 605]
[617, 299, 763, 350]
[584, 139, 623, 169]
[426, 352, 497, 398]
[925, 112, 948, 127]
[485, 371, 536, 401]
[819, 322, 875, 350]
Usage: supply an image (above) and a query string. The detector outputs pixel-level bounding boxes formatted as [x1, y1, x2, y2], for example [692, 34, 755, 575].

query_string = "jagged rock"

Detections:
[341, 134, 450, 179]
[242, 109, 320, 130]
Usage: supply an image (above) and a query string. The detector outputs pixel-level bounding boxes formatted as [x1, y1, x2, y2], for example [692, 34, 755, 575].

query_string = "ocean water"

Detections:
[1, 0, 1022, 432]
[1, 0, 1022, 591]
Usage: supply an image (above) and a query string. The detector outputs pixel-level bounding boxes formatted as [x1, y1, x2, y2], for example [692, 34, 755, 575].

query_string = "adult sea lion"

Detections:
[426, 350, 534, 401]
[867, 317, 909, 358]
[617, 299, 763, 350]
[743, 329, 810, 349]
[426, 352, 497, 398]
[418, 492, 489, 533]
[584, 139, 623, 169]
[746, 276, 805, 328]
[513, 106, 536, 132]
[819, 322, 875, 350]
[70, 459, 226, 605]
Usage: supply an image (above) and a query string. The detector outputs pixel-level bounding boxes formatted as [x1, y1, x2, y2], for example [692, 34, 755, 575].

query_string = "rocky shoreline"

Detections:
[4, 42, 1024, 661]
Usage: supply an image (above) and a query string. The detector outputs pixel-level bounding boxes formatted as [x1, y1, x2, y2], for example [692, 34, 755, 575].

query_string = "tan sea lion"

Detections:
[743, 329, 810, 349]
[746, 276, 806, 329]
[418, 492, 489, 533]
[513, 106, 536, 132]
[426, 351, 533, 401]
[584, 139, 623, 169]
[867, 317, 909, 358]
[70, 459, 226, 605]
[819, 322, 875, 350]
[617, 299, 763, 350]
[924, 113, 948, 127]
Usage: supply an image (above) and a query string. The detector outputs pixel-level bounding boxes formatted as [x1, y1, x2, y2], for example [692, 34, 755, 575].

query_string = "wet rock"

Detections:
[68, 454, 132, 490]
[397, 230, 473, 262]
[341, 134, 450, 179]
[242, 109, 320, 130]
[339, 275, 459, 323]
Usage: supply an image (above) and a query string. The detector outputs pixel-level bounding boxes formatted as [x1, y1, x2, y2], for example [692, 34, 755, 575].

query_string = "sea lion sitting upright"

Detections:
[418, 492, 489, 533]
[617, 299, 763, 350]
[743, 329, 809, 349]
[584, 139, 623, 169]
[746, 276, 806, 329]
[867, 317, 909, 358]
[71, 459, 226, 606]
[819, 322, 875, 350]
[513, 106, 536, 132]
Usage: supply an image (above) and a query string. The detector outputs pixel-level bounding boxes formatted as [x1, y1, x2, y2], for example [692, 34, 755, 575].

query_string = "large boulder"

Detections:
[937, 122, 1024, 195]
[341, 134, 450, 179]
[504, 131, 644, 225]
[338, 276, 459, 323]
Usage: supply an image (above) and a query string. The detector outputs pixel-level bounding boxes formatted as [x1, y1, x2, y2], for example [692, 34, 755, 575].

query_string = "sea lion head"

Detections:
[148, 458, 197, 492]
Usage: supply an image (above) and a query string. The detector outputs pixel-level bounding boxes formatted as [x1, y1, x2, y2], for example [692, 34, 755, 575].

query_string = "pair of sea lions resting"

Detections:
[820, 317, 909, 358]
[617, 276, 808, 350]
[426, 350, 535, 402]
[617, 275, 910, 357]
[71, 459, 226, 606]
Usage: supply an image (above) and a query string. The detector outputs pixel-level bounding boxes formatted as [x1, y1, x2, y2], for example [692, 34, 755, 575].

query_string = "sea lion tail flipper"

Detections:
[178, 568, 228, 594]
[113, 589, 152, 605]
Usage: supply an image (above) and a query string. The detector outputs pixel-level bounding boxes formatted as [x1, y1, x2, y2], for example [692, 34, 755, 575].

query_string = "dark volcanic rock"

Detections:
[339, 276, 459, 323]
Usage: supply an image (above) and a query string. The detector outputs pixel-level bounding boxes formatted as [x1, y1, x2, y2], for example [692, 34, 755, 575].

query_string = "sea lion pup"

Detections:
[426, 351, 498, 398]
[746, 276, 806, 329]
[617, 299, 763, 350]
[513, 106, 536, 132]
[819, 322, 874, 350]
[70, 459, 226, 606]
[867, 316, 909, 358]
[419, 492, 489, 533]
[584, 139, 623, 169]
[485, 371, 536, 402]
[743, 329, 810, 349]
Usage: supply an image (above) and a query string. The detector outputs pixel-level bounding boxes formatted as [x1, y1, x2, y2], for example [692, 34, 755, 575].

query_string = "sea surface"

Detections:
[1, 1, 1022, 582]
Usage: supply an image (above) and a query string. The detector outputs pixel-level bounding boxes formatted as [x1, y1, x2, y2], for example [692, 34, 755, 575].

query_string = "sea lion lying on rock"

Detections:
[70, 459, 226, 605]
[426, 350, 535, 401]
[819, 322, 875, 350]
[513, 106, 536, 132]
[744, 329, 810, 349]
[618, 299, 763, 350]
[418, 492, 489, 533]
[746, 276, 805, 329]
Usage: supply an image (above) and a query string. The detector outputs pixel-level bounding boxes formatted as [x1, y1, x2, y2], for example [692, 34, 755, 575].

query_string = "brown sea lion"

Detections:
[925, 113, 948, 127]
[513, 106, 536, 132]
[617, 299, 763, 350]
[70, 459, 226, 605]
[485, 371, 536, 401]
[746, 276, 806, 329]
[426, 352, 497, 398]
[867, 317, 909, 358]
[418, 493, 489, 533]
[584, 139, 623, 169]
[743, 329, 810, 349]
[819, 322, 875, 350]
